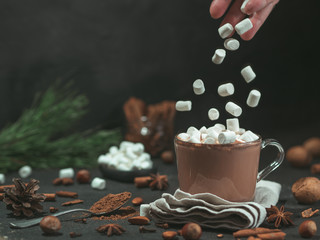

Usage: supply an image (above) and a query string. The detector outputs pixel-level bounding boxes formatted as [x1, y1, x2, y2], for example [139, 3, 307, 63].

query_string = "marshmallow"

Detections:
[140, 161, 153, 170]
[91, 177, 106, 190]
[217, 83, 235, 97]
[207, 127, 219, 139]
[0, 173, 5, 184]
[189, 136, 201, 144]
[201, 133, 208, 141]
[218, 131, 237, 144]
[187, 126, 198, 135]
[235, 18, 253, 35]
[59, 168, 74, 179]
[120, 141, 134, 151]
[190, 130, 201, 141]
[226, 118, 240, 132]
[125, 147, 138, 160]
[224, 38, 240, 51]
[109, 146, 118, 155]
[19, 165, 32, 178]
[177, 133, 190, 141]
[213, 123, 226, 132]
[212, 49, 226, 64]
[193, 79, 205, 95]
[98, 154, 113, 164]
[237, 128, 246, 135]
[204, 137, 216, 144]
[176, 101, 192, 111]
[208, 108, 220, 121]
[241, 65, 256, 83]
[132, 143, 144, 155]
[225, 102, 242, 117]
[241, 0, 250, 14]
[218, 23, 233, 39]
[247, 89, 261, 107]
[199, 126, 207, 134]
[239, 130, 259, 142]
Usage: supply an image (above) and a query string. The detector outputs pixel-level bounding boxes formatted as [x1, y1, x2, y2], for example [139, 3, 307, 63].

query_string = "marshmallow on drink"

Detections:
[19, 166, 32, 178]
[226, 118, 240, 132]
[193, 79, 205, 95]
[241, 66, 256, 83]
[225, 102, 242, 117]
[218, 23, 233, 39]
[176, 101, 192, 111]
[218, 83, 234, 97]
[212, 49, 226, 64]
[224, 38, 240, 51]
[239, 130, 259, 142]
[59, 168, 74, 179]
[247, 90, 261, 107]
[177, 133, 190, 141]
[0, 173, 5, 184]
[218, 131, 236, 144]
[91, 177, 106, 190]
[235, 18, 253, 35]
[208, 108, 220, 121]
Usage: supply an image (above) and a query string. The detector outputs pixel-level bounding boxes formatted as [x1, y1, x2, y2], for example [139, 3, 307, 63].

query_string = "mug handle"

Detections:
[257, 139, 285, 182]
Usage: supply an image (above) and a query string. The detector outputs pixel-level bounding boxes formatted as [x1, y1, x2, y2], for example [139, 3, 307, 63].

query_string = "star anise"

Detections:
[3, 178, 46, 217]
[266, 205, 294, 228]
[96, 223, 126, 236]
[149, 173, 168, 190]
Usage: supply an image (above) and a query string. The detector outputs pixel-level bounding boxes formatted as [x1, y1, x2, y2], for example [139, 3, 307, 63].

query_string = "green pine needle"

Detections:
[0, 83, 121, 173]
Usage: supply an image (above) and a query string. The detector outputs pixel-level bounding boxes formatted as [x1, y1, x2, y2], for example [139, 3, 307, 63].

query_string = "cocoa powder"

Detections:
[89, 192, 138, 220]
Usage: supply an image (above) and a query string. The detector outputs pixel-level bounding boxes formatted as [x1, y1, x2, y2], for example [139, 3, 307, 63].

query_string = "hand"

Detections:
[210, 0, 279, 40]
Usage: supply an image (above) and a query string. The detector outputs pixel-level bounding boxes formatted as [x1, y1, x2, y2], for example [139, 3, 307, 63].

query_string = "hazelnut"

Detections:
[161, 150, 175, 163]
[76, 169, 91, 184]
[292, 177, 320, 204]
[304, 137, 320, 157]
[299, 220, 317, 238]
[311, 164, 320, 174]
[131, 197, 143, 206]
[181, 222, 202, 240]
[286, 146, 312, 167]
[40, 216, 61, 234]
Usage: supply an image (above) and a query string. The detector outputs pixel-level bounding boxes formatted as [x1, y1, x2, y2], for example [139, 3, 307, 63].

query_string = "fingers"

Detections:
[242, 0, 279, 15]
[210, 0, 233, 19]
[221, 0, 246, 27]
[241, 2, 275, 40]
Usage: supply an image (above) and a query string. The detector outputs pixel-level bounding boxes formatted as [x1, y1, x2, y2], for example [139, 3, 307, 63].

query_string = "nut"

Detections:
[128, 216, 150, 225]
[131, 197, 143, 206]
[299, 220, 317, 238]
[292, 177, 320, 204]
[162, 231, 177, 240]
[161, 150, 175, 163]
[311, 164, 320, 174]
[76, 169, 91, 183]
[181, 222, 202, 240]
[286, 146, 312, 167]
[40, 216, 61, 234]
[303, 137, 320, 157]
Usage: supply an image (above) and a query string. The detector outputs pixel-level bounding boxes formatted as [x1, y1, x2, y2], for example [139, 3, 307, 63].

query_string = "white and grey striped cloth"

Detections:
[140, 180, 281, 230]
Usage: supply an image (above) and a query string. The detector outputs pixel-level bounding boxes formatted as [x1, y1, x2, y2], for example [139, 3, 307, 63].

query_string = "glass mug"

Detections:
[174, 135, 284, 202]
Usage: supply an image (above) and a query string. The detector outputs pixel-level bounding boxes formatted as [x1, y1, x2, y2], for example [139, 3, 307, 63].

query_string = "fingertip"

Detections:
[210, 2, 224, 19]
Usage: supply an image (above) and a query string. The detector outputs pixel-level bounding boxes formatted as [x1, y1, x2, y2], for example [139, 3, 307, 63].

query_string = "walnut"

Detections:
[303, 137, 320, 157]
[292, 177, 320, 204]
[286, 146, 312, 167]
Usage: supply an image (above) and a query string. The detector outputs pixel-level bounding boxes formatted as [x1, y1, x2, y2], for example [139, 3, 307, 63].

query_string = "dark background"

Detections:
[0, 0, 319, 140]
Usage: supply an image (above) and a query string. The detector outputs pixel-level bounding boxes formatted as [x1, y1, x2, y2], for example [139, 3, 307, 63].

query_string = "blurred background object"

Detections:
[0, 0, 319, 141]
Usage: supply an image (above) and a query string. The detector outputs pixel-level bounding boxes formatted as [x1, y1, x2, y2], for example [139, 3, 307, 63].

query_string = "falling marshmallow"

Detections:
[241, 0, 250, 14]
[91, 177, 106, 190]
[247, 90, 261, 107]
[225, 102, 242, 117]
[19, 166, 32, 178]
[218, 23, 233, 39]
[212, 49, 226, 64]
[218, 83, 235, 97]
[208, 108, 220, 121]
[176, 101, 192, 111]
[224, 38, 240, 51]
[235, 18, 253, 35]
[193, 79, 205, 95]
[241, 65, 256, 83]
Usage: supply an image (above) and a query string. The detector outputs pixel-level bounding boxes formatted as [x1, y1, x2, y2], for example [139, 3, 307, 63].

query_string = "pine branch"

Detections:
[0, 83, 121, 172]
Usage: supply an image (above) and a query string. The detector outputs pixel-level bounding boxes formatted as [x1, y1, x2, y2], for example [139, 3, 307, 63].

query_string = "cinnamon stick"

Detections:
[0, 193, 56, 201]
[56, 191, 78, 198]
[0, 183, 27, 193]
[257, 232, 286, 240]
[62, 199, 84, 206]
[134, 176, 152, 188]
[233, 228, 281, 238]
